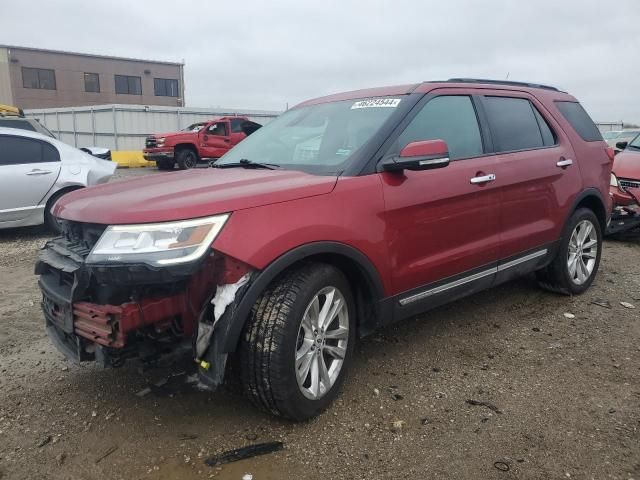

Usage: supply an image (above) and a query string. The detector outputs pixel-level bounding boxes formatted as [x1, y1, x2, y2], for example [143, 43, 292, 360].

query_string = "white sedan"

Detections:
[0, 127, 116, 231]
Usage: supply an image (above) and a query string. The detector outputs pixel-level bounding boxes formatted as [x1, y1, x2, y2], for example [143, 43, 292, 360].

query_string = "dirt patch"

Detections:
[0, 170, 638, 479]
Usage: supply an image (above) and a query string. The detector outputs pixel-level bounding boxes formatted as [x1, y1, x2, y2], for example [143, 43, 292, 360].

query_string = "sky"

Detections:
[2, 0, 639, 123]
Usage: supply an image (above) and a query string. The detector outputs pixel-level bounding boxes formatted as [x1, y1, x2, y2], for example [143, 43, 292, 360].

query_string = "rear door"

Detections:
[201, 121, 231, 158]
[229, 118, 248, 146]
[0, 134, 61, 223]
[478, 92, 581, 269]
[379, 91, 501, 316]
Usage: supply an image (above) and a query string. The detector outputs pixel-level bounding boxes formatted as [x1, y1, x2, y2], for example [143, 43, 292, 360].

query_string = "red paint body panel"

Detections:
[611, 149, 640, 206]
[213, 175, 393, 293]
[379, 157, 501, 292]
[400, 139, 448, 158]
[296, 84, 418, 107]
[54, 168, 337, 224]
[612, 149, 640, 182]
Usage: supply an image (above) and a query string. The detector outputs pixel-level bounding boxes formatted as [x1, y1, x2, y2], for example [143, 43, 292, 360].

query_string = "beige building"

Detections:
[0, 45, 184, 109]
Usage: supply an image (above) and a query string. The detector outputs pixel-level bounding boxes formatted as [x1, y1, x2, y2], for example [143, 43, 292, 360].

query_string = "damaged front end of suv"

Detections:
[35, 215, 255, 389]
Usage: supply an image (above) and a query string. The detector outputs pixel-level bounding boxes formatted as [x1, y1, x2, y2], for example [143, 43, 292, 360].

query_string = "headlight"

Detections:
[87, 214, 229, 266]
[156, 137, 166, 147]
[610, 173, 620, 188]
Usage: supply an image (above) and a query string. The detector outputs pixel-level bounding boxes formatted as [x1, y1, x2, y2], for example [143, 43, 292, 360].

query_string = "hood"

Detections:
[54, 168, 338, 225]
[613, 149, 640, 180]
[151, 131, 193, 139]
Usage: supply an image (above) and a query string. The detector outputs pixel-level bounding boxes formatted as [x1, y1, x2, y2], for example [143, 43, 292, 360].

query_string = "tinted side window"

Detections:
[484, 97, 544, 152]
[0, 119, 37, 132]
[554, 101, 602, 142]
[230, 118, 244, 133]
[533, 108, 556, 146]
[397, 95, 483, 160]
[0, 136, 48, 165]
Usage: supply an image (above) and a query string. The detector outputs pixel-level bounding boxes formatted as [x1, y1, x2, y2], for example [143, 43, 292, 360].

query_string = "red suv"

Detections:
[37, 79, 612, 420]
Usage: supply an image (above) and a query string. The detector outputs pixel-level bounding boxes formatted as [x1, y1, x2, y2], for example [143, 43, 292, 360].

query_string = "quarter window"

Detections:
[554, 101, 602, 142]
[22, 67, 56, 90]
[396, 95, 483, 160]
[114, 75, 142, 95]
[84, 73, 100, 93]
[154, 78, 179, 97]
[0, 136, 60, 166]
[483, 96, 547, 152]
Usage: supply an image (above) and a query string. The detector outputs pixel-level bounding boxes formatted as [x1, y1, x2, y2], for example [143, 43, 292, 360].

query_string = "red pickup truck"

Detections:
[143, 116, 262, 170]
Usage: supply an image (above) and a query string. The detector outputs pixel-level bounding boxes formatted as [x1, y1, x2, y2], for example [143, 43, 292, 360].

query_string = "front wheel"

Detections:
[536, 208, 602, 295]
[240, 263, 355, 421]
[176, 148, 198, 170]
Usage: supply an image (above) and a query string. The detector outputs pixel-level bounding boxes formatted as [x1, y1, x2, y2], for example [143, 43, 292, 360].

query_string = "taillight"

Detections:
[606, 147, 615, 162]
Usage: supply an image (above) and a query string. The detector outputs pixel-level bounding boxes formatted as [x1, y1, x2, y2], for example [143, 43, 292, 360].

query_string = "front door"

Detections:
[379, 93, 501, 315]
[201, 121, 231, 158]
[0, 134, 61, 223]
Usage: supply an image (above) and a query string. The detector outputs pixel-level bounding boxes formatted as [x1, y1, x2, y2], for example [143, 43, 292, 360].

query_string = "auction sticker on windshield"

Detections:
[351, 98, 401, 109]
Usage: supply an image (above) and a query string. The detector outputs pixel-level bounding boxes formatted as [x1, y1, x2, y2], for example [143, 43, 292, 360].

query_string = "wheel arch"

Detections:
[219, 241, 386, 352]
[569, 188, 608, 233]
[44, 184, 84, 210]
[174, 142, 199, 155]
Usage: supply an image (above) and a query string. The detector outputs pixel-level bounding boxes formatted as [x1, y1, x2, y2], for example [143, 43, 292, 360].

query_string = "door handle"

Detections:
[470, 173, 496, 184]
[556, 158, 573, 168]
[26, 169, 52, 176]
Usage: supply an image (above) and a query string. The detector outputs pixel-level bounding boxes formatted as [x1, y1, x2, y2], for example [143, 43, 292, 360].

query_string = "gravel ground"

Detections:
[0, 168, 639, 480]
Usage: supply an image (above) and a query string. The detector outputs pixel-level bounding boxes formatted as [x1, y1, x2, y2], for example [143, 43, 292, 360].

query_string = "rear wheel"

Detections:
[156, 159, 174, 170]
[240, 263, 355, 420]
[536, 208, 602, 295]
[176, 148, 198, 170]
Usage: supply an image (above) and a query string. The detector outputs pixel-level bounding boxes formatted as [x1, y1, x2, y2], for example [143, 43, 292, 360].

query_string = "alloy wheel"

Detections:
[567, 219, 598, 285]
[295, 286, 349, 400]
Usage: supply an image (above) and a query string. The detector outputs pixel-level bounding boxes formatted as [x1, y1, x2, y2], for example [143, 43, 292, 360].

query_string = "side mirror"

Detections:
[616, 141, 628, 150]
[382, 140, 450, 172]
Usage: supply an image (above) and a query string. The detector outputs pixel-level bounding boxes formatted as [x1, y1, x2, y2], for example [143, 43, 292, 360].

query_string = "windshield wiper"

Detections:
[213, 158, 280, 170]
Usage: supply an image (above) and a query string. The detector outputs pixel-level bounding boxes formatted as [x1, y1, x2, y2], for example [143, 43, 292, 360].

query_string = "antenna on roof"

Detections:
[505, 72, 510, 80]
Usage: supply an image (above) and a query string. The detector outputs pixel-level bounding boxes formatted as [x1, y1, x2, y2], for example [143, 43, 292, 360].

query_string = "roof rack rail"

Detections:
[446, 78, 560, 92]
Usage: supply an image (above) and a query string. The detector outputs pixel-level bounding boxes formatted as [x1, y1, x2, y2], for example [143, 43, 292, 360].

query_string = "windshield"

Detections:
[628, 132, 640, 149]
[181, 122, 206, 132]
[216, 97, 404, 174]
[602, 131, 620, 140]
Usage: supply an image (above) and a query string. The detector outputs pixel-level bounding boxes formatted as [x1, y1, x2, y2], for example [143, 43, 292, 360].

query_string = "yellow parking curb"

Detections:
[111, 151, 155, 168]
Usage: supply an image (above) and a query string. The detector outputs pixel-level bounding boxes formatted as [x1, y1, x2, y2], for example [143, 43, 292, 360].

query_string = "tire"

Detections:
[240, 263, 356, 421]
[45, 189, 79, 234]
[536, 208, 602, 295]
[156, 160, 174, 170]
[176, 148, 198, 170]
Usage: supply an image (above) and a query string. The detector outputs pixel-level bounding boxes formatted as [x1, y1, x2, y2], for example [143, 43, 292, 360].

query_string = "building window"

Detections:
[154, 78, 179, 97]
[84, 73, 100, 93]
[22, 67, 56, 90]
[114, 75, 142, 95]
